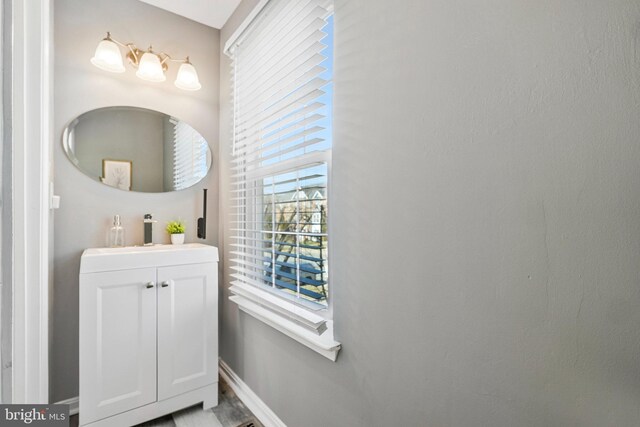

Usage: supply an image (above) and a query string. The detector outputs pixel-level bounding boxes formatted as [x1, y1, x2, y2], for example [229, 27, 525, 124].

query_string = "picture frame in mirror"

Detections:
[102, 159, 132, 191]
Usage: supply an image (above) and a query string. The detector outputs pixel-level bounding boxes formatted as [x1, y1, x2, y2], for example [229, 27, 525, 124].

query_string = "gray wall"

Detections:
[219, 1, 640, 426]
[52, 0, 219, 402]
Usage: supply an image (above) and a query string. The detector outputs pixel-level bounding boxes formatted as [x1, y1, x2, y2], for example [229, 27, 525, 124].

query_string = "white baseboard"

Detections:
[218, 359, 286, 427]
[55, 396, 79, 416]
[54, 361, 284, 426]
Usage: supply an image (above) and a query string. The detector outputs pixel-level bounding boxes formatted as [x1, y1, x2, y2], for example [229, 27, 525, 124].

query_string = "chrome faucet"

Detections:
[143, 214, 157, 246]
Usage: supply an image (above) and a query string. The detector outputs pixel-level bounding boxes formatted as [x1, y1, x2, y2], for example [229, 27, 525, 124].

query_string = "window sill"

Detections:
[229, 284, 341, 361]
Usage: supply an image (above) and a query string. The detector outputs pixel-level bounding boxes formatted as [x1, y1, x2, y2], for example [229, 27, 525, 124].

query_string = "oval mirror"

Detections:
[63, 106, 212, 193]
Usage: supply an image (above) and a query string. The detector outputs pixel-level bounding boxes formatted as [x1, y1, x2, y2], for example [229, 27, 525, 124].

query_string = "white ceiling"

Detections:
[138, 0, 242, 29]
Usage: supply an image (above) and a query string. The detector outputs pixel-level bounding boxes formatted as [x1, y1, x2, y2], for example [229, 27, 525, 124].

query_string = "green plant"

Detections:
[166, 220, 185, 235]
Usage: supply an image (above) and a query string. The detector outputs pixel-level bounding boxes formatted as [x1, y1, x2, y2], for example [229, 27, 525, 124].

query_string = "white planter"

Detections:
[170, 233, 185, 245]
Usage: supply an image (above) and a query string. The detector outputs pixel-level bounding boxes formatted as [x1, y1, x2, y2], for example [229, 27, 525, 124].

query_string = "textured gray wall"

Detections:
[219, 1, 640, 426]
[52, 0, 219, 402]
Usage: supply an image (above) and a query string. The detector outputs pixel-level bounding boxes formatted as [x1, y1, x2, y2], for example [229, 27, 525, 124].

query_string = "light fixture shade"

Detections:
[136, 52, 166, 82]
[90, 39, 125, 73]
[175, 62, 202, 91]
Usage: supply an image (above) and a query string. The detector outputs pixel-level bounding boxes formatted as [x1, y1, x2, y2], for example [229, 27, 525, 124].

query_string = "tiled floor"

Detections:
[70, 376, 262, 427]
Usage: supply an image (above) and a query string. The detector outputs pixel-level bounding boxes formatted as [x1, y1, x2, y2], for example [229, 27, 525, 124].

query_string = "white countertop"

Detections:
[80, 243, 219, 274]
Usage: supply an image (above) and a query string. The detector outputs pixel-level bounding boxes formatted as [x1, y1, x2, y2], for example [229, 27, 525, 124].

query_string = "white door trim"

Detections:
[10, 0, 51, 404]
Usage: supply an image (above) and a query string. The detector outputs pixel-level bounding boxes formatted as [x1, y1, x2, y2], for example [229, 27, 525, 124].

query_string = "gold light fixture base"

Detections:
[125, 48, 141, 68]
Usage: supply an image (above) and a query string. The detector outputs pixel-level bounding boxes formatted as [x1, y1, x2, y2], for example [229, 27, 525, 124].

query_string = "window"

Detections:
[226, 0, 339, 360]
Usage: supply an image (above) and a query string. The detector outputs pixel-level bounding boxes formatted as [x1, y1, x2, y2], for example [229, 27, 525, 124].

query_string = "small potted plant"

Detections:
[166, 220, 185, 245]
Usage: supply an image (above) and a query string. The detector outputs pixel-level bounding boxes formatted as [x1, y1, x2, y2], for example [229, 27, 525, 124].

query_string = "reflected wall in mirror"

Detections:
[63, 106, 212, 193]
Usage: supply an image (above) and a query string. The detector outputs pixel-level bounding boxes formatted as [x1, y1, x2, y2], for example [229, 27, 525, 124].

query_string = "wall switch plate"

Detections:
[50, 182, 61, 209]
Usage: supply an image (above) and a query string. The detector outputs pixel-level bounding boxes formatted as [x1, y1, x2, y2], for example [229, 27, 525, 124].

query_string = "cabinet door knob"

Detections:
[146, 282, 155, 289]
[161, 281, 170, 288]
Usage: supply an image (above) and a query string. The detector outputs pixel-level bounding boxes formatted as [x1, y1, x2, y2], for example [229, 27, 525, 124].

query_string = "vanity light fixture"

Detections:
[91, 32, 202, 91]
[136, 49, 166, 83]
[175, 59, 202, 91]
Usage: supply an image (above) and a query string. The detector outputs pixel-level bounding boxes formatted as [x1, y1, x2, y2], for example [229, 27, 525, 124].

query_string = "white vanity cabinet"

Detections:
[79, 244, 219, 427]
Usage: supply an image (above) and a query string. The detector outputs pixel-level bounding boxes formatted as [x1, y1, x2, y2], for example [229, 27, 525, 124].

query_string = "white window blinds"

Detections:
[229, 0, 333, 312]
[171, 118, 208, 190]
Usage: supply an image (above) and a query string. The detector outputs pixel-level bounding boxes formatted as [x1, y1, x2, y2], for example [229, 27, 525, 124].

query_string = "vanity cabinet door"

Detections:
[157, 263, 218, 400]
[79, 268, 158, 425]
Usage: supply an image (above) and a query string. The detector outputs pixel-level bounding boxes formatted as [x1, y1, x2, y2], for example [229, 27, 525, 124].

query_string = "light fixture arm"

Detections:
[171, 57, 192, 63]
[158, 53, 192, 66]
[125, 44, 139, 61]
[158, 52, 171, 66]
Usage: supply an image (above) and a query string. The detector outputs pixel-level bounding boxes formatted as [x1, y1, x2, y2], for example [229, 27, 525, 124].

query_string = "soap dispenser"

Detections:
[107, 214, 125, 247]
[143, 214, 156, 246]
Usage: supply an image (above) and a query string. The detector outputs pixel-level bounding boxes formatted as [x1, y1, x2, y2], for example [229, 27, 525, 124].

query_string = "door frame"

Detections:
[9, 0, 52, 404]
